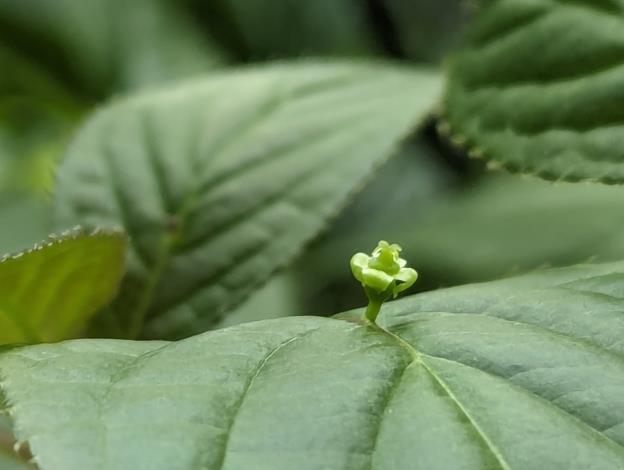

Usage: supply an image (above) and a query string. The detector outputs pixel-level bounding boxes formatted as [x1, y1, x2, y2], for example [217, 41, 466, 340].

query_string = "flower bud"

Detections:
[350, 240, 418, 322]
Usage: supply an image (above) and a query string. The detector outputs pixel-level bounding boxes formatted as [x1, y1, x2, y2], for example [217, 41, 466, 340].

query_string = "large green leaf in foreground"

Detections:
[444, 1, 624, 183]
[3, 262, 624, 469]
[0, 229, 126, 344]
[54, 61, 441, 339]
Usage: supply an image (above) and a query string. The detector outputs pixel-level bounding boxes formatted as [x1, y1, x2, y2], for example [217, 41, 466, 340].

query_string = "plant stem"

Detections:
[365, 299, 382, 323]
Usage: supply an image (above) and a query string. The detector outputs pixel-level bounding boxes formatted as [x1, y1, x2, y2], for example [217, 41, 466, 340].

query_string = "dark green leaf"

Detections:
[444, 1, 624, 183]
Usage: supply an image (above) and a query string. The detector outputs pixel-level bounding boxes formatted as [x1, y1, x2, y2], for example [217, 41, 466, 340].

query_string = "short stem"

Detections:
[365, 299, 382, 323]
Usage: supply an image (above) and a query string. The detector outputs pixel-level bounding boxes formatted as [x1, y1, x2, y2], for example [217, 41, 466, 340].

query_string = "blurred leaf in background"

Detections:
[383, 0, 469, 62]
[0, 0, 226, 253]
[0, 195, 48, 254]
[192, 0, 380, 60]
[258, 135, 624, 319]
[0, 44, 80, 196]
[0, 0, 223, 97]
[53, 62, 441, 339]
[190, 0, 469, 62]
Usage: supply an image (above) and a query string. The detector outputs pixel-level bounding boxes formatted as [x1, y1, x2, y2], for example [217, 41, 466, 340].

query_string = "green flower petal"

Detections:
[350, 253, 370, 283]
[361, 268, 394, 292]
[393, 267, 418, 298]
[369, 240, 402, 275]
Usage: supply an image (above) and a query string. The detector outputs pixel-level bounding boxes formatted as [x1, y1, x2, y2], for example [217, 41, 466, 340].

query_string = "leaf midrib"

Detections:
[124, 76, 364, 337]
[370, 322, 512, 470]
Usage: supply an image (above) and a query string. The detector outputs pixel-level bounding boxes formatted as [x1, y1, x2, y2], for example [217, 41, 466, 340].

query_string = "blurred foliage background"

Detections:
[2, 0, 624, 325]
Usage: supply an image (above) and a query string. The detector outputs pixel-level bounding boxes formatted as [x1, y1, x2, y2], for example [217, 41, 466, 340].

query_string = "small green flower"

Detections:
[351, 240, 418, 323]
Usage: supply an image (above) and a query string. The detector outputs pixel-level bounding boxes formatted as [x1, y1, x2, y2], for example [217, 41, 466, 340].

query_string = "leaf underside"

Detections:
[0, 228, 126, 344]
[54, 61, 441, 339]
[444, 0, 624, 184]
[3, 261, 624, 469]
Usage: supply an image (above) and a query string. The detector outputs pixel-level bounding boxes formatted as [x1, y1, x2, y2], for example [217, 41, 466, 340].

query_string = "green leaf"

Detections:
[54, 61, 441, 339]
[3, 261, 624, 468]
[444, 1, 624, 183]
[0, 228, 127, 344]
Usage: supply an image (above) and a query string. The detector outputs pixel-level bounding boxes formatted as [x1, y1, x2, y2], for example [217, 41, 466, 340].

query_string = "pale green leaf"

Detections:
[54, 61, 441, 339]
[0, 229, 126, 344]
[3, 261, 624, 468]
[444, 0, 624, 183]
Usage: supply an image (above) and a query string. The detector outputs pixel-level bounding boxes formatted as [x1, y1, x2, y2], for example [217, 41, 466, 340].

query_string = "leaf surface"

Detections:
[444, 0, 624, 183]
[3, 262, 624, 468]
[54, 61, 441, 338]
[0, 229, 126, 344]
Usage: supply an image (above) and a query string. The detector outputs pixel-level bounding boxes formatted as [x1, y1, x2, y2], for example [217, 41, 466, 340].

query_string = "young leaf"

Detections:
[2, 261, 624, 468]
[0, 228, 126, 344]
[444, 1, 624, 183]
[54, 61, 441, 339]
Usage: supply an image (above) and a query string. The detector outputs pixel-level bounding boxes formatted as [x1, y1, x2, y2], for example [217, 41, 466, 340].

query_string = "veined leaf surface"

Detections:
[444, 1, 624, 183]
[54, 61, 441, 338]
[2, 261, 624, 468]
